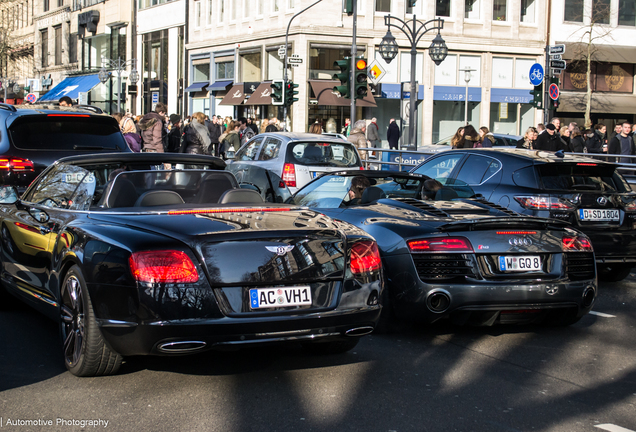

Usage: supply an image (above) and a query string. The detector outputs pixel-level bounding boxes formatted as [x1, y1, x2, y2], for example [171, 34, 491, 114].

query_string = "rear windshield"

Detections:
[538, 163, 630, 193]
[8, 115, 127, 151]
[286, 141, 361, 167]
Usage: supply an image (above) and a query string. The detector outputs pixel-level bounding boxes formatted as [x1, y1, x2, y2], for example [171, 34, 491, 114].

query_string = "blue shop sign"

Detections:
[379, 83, 424, 100]
[491, 88, 533, 104]
[433, 86, 482, 102]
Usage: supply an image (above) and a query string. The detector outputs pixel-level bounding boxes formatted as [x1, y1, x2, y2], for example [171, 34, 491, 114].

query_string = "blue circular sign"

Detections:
[529, 63, 544, 86]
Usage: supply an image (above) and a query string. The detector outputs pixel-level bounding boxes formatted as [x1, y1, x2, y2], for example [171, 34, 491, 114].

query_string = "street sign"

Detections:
[549, 45, 566, 55]
[550, 60, 567, 70]
[529, 63, 544, 86]
[367, 60, 386, 83]
[278, 46, 286, 58]
[550, 54, 562, 60]
[25, 93, 37, 103]
[288, 55, 303, 64]
[549, 83, 560, 100]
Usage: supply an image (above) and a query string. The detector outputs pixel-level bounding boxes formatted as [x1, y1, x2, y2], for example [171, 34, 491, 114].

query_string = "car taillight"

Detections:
[514, 195, 573, 210]
[0, 157, 34, 172]
[562, 235, 593, 252]
[349, 240, 382, 274]
[408, 237, 474, 253]
[282, 163, 296, 187]
[624, 201, 636, 211]
[129, 250, 199, 283]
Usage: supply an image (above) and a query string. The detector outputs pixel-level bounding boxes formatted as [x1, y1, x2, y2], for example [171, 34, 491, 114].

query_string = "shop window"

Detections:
[436, 0, 450, 17]
[491, 57, 513, 88]
[465, 0, 479, 19]
[375, 0, 390, 13]
[399, 52, 423, 83]
[54, 26, 62, 65]
[493, 0, 507, 21]
[521, 0, 535, 23]
[216, 61, 234, 80]
[564, 0, 583, 22]
[459, 55, 481, 86]
[515, 58, 534, 89]
[374, 50, 399, 83]
[240, 52, 262, 82]
[267, 51, 285, 80]
[309, 47, 362, 80]
[432, 101, 480, 142]
[619, 0, 636, 25]
[110, 26, 126, 61]
[592, 0, 611, 24]
[434, 55, 480, 86]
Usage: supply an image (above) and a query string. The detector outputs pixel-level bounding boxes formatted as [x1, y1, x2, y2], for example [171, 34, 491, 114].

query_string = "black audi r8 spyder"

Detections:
[287, 170, 597, 328]
[0, 153, 382, 376]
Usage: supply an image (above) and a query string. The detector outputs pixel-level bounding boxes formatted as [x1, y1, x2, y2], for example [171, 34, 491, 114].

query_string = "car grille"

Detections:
[412, 254, 475, 281]
[564, 252, 595, 280]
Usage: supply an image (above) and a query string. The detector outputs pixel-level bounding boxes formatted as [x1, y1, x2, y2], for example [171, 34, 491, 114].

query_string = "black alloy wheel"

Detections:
[60, 265, 122, 376]
[597, 264, 633, 282]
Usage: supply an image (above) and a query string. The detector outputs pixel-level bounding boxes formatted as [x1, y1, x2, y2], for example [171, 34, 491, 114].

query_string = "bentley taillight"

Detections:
[408, 237, 474, 253]
[349, 240, 382, 274]
[129, 250, 199, 283]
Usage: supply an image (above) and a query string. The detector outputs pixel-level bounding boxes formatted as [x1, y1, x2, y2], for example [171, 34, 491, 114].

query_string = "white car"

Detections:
[227, 132, 363, 194]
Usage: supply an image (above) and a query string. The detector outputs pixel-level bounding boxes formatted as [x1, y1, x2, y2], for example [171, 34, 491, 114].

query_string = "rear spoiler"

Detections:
[438, 216, 571, 232]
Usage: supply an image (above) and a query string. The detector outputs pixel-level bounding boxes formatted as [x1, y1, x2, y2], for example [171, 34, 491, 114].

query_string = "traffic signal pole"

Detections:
[283, 0, 322, 131]
[350, 0, 357, 128]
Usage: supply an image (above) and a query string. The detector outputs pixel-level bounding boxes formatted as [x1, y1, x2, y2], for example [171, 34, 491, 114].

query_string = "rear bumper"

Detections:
[384, 254, 597, 324]
[97, 308, 380, 356]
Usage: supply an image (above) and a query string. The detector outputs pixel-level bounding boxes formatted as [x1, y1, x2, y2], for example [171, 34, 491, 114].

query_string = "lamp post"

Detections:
[458, 67, 475, 125]
[379, 16, 448, 150]
[99, 58, 139, 113]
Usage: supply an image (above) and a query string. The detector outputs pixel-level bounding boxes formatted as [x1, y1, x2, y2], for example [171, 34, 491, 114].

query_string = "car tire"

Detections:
[374, 287, 400, 334]
[597, 264, 633, 282]
[60, 265, 122, 377]
[302, 338, 359, 355]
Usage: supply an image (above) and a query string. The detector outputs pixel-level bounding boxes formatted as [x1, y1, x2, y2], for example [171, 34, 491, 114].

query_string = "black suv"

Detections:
[412, 148, 636, 281]
[0, 103, 130, 190]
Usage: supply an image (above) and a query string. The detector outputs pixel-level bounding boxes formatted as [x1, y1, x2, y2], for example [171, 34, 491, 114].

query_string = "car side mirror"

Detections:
[0, 186, 20, 204]
[29, 208, 50, 224]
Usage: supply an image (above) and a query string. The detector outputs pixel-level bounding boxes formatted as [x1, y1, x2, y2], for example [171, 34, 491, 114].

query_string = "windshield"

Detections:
[286, 142, 361, 167]
[9, 116, 127, 151]
[538, 164, 630, 193]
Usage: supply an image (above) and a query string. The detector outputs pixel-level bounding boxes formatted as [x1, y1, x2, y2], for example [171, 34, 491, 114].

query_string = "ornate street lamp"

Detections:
[379, 16, 448, 150]
[98, 68, 111, 85]
[99, 58, 138, 113]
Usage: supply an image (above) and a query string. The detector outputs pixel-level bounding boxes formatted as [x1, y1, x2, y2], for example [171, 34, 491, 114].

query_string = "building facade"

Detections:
[1, 0, 35, 103]
[184, 0, 548, 146]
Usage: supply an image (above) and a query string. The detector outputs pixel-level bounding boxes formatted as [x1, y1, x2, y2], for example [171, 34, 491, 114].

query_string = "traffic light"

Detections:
[333, 57, 351, 99]
[271, 79, 284, 105]
[531, 84, 543, 109]
[344, 0, 353, 15]
[354, 57, 368, 99]
[285, 81, 299, 106]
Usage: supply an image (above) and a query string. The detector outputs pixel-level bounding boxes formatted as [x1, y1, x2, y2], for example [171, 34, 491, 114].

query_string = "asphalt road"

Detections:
[1, 276, 635, 432]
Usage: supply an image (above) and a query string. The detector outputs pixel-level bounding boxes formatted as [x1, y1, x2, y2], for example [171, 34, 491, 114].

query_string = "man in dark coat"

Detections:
[207, 115, 222, 157]
[387, 118, 401, 150]
[139, 102, 167, 152]
[534, 123, 564, 152]
[608, 121, 636, 163]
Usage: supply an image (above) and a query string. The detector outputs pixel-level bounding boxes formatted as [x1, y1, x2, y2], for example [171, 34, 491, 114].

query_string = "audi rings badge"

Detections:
[509, 237, 533, 246]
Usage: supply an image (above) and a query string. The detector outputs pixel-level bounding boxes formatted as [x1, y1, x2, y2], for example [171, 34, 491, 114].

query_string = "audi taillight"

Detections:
[129, 250, 199, 283]
[282, 163, 296, 187]
[0, 157, 34, 172]
[408, 237, 474, 253]
[514, 195, 574, 210]
[349, 240, 382, 274]
[562, 235, 593, 252]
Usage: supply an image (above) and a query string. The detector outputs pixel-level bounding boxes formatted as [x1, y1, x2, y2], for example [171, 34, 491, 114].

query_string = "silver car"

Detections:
[227, 132, 363, 193]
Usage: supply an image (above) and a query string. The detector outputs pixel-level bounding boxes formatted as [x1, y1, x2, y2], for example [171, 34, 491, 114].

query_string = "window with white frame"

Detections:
[288, 0, 295, 8]
[274, 0, 279, 12]
[564, 0, 583, 22]
[216, 60, 234, 80]
[406, 0, 423, 15]
[207, 0, 213, 24]
[434, 55, 481, 86]
[465, 0, 480, 19]
[375, 0, 390, 13]
[459, 56, 481, 86]
[493, 0, 507, 21]
[619, 0, 636, 25]
[219, 0, 225, 23]
[243, 0, 250, 17]
[195, 1, 201, 27]
[592, 0, 611, 24]
[514, 58, 534, 89]
[435, 54, 458, 85]
[436, 0, 450, 17]
[257, 0, 263, 15]
[231, 0, 237, 20]
[374, 50, 399, 83]
[520, 0, 535, 23]
[399, 52, 423, 83]
[491, 57, 513, 88]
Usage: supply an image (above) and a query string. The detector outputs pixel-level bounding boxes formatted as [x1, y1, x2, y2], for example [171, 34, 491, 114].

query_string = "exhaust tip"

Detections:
[345, 326, 375, 337]
[157, 340, 207, 353]
[427, 290, 451, 313]
[583, 287, 595, 308]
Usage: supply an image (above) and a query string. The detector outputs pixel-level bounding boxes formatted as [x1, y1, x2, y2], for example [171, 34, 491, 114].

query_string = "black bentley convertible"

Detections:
[286, 170, 597, 328]
[0, 154, 382, 376]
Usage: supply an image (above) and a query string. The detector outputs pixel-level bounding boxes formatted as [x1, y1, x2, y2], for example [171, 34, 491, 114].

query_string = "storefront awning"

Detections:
[219, 84, 246, 105]
[39, 74, 101, 102]
[559, 92, 636, 114]
[208, 80, 233, 91]
[244, 82, 273, 105]
[309, 80, 376, 107]
[559, 42, 636, 63]
[184, 82, 208, 92]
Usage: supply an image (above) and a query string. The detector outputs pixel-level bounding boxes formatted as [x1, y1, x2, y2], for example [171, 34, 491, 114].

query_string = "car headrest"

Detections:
[218, 189, 264, 204]
[360, 186, 386, 204]
[435, 187, 459, 201]
[134, 190, 184, 207]
[302, 146, 322, 160]
[105, 179, 138, 208]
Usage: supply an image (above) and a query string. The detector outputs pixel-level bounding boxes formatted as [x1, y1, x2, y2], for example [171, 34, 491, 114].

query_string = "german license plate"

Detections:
[578, 209, 619, 221]
[249, 286, 312, 309]
[499, 256, 542, 272]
